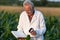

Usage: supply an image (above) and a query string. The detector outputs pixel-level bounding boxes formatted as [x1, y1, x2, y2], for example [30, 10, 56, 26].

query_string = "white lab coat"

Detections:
[17, 10, 46, 40]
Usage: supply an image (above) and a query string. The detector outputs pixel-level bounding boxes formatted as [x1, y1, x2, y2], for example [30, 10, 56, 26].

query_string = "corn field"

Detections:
[0, 11, 60, 40]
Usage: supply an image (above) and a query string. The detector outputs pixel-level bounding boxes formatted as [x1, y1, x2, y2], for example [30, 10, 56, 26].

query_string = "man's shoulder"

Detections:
[35, 10, 43, 15]
[19, 11, 26, 18]
[20, 11, 26, 16]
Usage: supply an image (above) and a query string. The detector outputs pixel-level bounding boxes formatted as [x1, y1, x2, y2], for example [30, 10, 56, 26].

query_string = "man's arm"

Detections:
[17, 13, 23, 31]
[36, 12, 46, 37]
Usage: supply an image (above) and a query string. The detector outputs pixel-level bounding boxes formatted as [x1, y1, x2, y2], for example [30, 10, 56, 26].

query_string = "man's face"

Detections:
[24, 4, 33, 13]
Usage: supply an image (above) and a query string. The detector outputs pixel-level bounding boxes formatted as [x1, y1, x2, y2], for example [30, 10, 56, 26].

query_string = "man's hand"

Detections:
[30, 31, 36, 36]
[29, 28, 36, 36]
[18, 37, 26, 40]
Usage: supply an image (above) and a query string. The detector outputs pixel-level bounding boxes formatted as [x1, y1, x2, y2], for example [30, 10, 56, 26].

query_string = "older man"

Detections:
[17, 1, 46, 40]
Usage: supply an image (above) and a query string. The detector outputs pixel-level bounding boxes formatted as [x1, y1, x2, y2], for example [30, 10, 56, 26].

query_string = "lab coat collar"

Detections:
[31, 10, 37, 24]
[25, 10, 37, 24]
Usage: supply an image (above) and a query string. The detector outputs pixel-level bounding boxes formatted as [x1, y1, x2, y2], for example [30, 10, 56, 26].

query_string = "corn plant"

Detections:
[45, 16, 60, 40]
[0, 11, 19, 40]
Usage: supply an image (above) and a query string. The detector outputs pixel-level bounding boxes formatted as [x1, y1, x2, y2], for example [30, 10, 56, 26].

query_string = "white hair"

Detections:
[23, 0, 34, 8]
